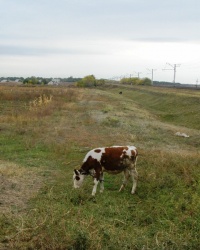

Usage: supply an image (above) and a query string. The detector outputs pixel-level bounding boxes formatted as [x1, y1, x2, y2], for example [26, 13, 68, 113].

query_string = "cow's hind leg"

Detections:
[130, 168, 138, 194]
[119, 169, 130, 192]
[99, 172, 104, 193]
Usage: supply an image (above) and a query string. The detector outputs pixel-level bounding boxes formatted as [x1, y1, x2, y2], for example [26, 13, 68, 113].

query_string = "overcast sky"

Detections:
[1, 0, 200, 84]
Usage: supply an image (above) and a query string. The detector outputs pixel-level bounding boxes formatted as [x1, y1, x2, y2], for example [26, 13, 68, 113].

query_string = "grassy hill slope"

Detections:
[0, 85, 200, 249]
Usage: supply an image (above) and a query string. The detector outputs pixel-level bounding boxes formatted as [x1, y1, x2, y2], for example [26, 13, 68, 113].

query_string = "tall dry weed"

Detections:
[29, 94, 53, 111]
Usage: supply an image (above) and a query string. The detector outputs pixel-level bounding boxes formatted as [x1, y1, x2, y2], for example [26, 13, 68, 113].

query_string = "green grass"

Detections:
[110, 85, 200, 130]
[0, 85, 200, 249]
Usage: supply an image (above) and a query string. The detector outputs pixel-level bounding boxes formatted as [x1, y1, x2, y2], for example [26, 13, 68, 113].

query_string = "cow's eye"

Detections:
[75, 176, 80, 181]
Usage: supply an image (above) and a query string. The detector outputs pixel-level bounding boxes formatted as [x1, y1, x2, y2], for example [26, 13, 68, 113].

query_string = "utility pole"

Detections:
[147, 68, 156, 85]
[130, 74, 133, 85]
[135, 71, 142, 78]
[163, 63, 181, 83]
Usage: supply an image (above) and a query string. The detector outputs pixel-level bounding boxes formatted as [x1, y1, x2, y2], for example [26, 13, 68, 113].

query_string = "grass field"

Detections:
[0, 84, 200, 249]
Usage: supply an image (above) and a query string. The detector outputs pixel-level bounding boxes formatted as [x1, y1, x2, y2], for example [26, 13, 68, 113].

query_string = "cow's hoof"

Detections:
[89, 196, 96, 203]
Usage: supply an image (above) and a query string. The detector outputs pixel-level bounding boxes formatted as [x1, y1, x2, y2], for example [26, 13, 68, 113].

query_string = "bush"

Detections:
[76, 75, 105, 87]
[120, 77, 152, 85]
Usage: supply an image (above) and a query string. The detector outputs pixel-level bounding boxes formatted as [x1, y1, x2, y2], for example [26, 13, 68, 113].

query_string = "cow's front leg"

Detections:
[91, 168, 101, 196]
[92, 178, 99, 196]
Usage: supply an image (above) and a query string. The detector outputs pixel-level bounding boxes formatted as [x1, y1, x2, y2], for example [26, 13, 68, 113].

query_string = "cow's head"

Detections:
[73, 169, 86, 189]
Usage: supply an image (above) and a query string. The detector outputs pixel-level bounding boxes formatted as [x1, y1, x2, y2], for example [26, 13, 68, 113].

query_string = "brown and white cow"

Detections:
[73, 146, 138, 196]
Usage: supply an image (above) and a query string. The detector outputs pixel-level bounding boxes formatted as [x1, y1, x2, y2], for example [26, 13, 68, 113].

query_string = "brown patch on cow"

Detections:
[100, 147, 129, 172]
[131, 149, 137, 156]
[82, 156, 101, 170]
[81, 156, 102, 180]
[94, 149, 101, 153]
[130, 149, 137, 161]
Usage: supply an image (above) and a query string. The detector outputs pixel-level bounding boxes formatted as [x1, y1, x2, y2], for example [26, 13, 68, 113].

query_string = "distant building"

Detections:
[48, 78, 60, 85]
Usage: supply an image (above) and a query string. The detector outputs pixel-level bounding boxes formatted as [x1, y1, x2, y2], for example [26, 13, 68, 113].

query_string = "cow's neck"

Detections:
[81, 162, 90, 171]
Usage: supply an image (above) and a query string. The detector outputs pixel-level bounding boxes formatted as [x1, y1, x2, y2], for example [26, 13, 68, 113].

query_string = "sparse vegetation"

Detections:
[0, 84, 200, 249]
[29, 94, 53, 111]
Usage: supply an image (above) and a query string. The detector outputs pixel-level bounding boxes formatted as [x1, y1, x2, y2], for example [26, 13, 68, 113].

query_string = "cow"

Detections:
[73, 146, 138, 196]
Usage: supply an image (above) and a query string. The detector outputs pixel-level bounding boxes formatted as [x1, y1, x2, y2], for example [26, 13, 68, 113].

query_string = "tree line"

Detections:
[76, 75, 152, 87]
[0, 76, 82, 84]
[1, 75, 152, 86]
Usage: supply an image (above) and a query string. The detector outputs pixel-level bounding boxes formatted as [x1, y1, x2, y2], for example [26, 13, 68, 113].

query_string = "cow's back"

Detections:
[101, 146, 137, 172]
[82, 146, 137, 172]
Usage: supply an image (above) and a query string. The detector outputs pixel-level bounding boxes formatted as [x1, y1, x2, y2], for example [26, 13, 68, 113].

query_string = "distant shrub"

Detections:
[120, 77, 151, 85]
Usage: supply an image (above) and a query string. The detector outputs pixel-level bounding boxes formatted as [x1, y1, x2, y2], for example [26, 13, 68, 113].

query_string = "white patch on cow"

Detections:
[126, 146, 137, 156]
[83, 148, 105, 163]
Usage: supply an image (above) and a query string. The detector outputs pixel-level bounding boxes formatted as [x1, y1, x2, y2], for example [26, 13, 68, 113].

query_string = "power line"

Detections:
[181, 61, 200, 67]
[162, 63, 181, 83]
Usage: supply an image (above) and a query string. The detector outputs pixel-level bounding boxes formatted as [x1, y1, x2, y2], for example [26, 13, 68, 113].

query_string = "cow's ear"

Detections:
[74, 169, 79, 175]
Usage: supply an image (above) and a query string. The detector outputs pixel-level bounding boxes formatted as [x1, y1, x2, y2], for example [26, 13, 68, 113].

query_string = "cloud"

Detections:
[1, 0, 200, 42]
[0, 39, 113, 57]
[1, 0, 200, 83]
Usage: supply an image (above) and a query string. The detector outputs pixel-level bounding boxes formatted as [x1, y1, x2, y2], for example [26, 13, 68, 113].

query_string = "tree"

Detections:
[77, 75, 96, 87]
[23, 77, 48, 85]
[31, 77, 38, 85]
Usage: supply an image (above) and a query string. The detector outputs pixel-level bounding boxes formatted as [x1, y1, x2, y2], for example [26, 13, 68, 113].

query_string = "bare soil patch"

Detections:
[0, 161, 43, 215]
